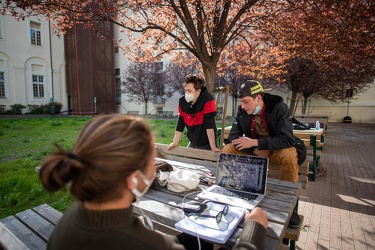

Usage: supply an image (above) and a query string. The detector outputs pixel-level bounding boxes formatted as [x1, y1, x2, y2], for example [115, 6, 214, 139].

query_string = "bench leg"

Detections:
[309, 160, 317, 181]
[311, 155, 321, 181]
[289, 201, 298, 250]
[294, 200, 299, 213]
[290, 240, 296, 250]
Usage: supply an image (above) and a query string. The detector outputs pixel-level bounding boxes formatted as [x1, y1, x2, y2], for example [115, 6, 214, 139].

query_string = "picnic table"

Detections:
[133, 158, 303, 250]
[293, 114, 328, 130]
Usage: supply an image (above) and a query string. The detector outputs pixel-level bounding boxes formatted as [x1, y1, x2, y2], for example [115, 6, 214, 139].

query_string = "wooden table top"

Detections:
[132, 159, 302, 250]
[293, 128, 324, 136]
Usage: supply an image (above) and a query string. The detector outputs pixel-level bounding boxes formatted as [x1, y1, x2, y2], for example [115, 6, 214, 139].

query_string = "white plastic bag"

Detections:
[167, 168, 200, 193]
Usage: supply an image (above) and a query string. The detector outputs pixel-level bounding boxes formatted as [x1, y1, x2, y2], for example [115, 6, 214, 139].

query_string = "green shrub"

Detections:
[0, 105, 6, 114]
[27, 104, 45, 114]
[10, 103, 26, 114]
[45, 102, 63, 114]
[26, 102, 64, 114]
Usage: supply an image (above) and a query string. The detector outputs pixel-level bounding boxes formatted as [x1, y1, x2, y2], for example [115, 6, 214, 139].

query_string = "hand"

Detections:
[253, 148, 272, 157]
[245, 207, 268, 229]
[232, 137, 257, 150]
[168, 143, 178, 150]
[211, 147, 222, 152]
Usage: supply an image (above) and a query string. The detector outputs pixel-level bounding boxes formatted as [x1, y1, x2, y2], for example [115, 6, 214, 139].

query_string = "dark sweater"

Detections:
[47, 202, 184, 250]
[47, 202, 266, 250]
[228, 93, 295, 154]
[176, 87, 217, 148]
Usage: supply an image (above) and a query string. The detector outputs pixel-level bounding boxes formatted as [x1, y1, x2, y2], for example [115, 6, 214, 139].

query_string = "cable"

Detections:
[181, 191, 204, 250]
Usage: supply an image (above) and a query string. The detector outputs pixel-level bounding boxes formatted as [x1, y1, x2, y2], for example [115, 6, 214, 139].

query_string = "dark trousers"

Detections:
[187, 142, 212, 150]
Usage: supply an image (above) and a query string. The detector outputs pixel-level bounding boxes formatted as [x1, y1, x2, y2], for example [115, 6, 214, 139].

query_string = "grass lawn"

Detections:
[0, 115, 229, 218]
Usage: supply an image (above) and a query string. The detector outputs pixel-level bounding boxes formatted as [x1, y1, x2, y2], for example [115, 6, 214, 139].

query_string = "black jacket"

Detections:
[229, 93, 296, 154]
[176, 87, 217, 147]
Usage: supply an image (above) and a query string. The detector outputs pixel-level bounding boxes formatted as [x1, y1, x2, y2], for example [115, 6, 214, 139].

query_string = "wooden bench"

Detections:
[127, 110, 139, 115]
[157, 111, 174, 117]
[154, 143, 306, 250]
[298, 135, 322, 182]
[155, 143, 219, 169]
[296, 131, 324, 151]
[0, 204, 63, 250]
[293, 113, 328, 123]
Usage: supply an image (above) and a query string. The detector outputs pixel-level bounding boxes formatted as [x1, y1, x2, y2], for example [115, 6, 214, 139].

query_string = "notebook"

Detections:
[175, 201, 246, 244]
[197, 153, 268, 210]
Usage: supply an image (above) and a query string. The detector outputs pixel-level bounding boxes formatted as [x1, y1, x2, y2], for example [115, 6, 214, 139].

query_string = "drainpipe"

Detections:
[49, 21, 54, 99]
[74, 22, 82, 115]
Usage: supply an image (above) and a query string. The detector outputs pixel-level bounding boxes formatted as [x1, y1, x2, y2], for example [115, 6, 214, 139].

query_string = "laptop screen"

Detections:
[216, 153, 268, 194]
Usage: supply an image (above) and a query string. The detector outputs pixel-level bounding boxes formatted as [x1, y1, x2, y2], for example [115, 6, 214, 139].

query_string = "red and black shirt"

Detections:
[176, 87, 217, 147]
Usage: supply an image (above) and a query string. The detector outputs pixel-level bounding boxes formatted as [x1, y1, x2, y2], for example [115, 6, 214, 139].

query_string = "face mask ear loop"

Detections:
[182, 191, 203, 250]
[140, 207, 154, 231]
[131, 171, 155, 231]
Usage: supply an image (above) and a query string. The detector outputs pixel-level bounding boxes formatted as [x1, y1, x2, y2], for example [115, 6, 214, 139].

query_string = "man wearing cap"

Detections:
[223, 80, 305, 182]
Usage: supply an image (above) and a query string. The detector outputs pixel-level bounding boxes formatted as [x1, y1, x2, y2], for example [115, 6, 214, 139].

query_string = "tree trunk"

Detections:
[302, 97, 309, 114]
[231, 96, 239, 117]
[202, 63, 218, 94]
[232, 96, 236, 117]
[289, 91, 298, 116]
[144, 101, 148, 115]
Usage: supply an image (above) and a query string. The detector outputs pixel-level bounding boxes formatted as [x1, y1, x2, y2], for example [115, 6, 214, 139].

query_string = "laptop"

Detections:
[197, 153, 268, 210]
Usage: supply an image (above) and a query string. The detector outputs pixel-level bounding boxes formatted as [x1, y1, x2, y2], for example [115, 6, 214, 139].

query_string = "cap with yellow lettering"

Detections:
[239, 80, 264, 98]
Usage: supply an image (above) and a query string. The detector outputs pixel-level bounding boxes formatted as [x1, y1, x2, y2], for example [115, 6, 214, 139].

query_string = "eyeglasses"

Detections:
[192, 204, 229, 224]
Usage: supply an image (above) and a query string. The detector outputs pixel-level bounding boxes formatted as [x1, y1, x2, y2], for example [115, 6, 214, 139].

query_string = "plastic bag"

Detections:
[167, 168, 200, 193]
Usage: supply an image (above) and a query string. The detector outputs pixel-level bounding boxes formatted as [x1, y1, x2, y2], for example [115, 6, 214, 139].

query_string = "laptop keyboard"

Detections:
[211, 187, 258, 201]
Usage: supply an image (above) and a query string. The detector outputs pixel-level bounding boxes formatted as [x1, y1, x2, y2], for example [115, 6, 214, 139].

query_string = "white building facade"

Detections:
[0, 14, 67, 113]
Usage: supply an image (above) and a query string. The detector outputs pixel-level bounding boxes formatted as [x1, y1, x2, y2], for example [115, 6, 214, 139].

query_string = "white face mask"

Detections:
[185, 93, 195, 103]
[253, 100, 261, 115]
[131, 170, 154, 204]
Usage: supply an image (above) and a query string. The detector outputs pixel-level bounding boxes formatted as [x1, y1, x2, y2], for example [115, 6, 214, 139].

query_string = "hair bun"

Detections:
[66, 152, 78, 161]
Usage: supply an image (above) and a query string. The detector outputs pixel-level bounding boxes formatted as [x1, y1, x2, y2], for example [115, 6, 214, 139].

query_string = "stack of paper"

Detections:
[175, 202, 246, 244]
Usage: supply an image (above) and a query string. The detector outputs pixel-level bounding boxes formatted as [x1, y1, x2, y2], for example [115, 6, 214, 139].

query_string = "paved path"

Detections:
[297, 122, 375, 250]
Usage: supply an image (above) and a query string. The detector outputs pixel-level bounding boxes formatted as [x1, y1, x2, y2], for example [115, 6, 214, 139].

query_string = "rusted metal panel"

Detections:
[64, 21, 115, 115]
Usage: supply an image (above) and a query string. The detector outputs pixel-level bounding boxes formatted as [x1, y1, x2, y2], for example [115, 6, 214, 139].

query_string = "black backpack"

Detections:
[294, 136, 307, 166]
[291, 116, 310, 130]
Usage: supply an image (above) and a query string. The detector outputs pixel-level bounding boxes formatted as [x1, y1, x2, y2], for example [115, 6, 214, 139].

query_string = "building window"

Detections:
[30, 21, 42, 46]
[32, 74, 44, 98]
[0, 72, 5, 98]
[0, 16, 4, 39]
[31, 64, 46, 99]
[114, 47, 119, 53]
[115, 78, 121, 105]
[0, 59, 8, 99]
[115, 68, 120, 76]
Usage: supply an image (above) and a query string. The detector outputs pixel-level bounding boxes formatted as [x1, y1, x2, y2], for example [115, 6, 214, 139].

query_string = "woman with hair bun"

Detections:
[40, 114, 267, 250]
